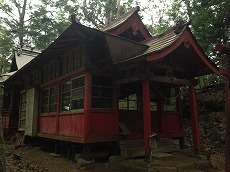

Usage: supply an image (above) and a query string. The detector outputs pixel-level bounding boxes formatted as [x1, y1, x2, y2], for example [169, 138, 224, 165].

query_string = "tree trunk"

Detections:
[116, 0, 120, 18]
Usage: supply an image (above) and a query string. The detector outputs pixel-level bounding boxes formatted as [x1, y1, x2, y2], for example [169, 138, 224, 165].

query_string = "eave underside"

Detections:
[149, 44, 217, 78]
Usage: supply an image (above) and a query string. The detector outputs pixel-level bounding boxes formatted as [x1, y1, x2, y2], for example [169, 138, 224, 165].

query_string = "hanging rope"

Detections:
[150, 81, 181, 101]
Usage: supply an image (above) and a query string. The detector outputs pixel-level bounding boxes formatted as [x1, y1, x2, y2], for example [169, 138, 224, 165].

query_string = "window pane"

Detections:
[41, 105, 49, 113]
[42, 97, 49, 105]
[21, 102, 27, 111]
[61, 92, 70, 102]
[72, 88, 84, 100]
[72, 99, 84, 109]
[42, 89, 49, 97]
[72, 77, 84, 88]
[50, 86, 56, 95]
[129, 101, 137, 110]
[61, 102, 70, 111]
[62, 82, 71, 92]
[91, 76, 113, 109]
[50, 96, 56, 104]
[49, 104, 57, 112]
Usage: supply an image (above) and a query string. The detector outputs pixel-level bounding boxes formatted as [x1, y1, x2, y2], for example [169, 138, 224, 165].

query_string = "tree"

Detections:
[0, 0, 30, 47]
[0, 27, 13, 74]
[80, 0, 137, 28]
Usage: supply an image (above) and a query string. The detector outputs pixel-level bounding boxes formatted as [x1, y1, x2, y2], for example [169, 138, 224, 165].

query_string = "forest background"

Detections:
[0, 0, 229, 88]
[0, 0, 229, 171]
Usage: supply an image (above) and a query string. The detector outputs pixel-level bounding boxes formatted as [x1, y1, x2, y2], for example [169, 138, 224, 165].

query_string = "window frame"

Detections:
[40, 85, 58, 114]
[19, 90, 27, 130]
[60, 75, 85, 112]
[91, 75, 113, 109]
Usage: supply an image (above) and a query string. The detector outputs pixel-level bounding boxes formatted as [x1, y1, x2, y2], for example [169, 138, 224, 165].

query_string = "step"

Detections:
[119, 140, 145, 158]
[119, 140, 144, 149]
[120, 147, 145, 158]
[151, 145, 179, 153]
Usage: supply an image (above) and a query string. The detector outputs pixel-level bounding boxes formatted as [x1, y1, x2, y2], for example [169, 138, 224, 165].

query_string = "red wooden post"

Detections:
[84, 73, 91, 136]
[142, 78, 151, 158]
[189, 84, 200, 154]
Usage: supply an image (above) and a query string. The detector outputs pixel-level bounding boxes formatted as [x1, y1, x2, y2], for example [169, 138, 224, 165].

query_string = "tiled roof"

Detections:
[143, 26, 185, 55]
[101, 6, 140, 32]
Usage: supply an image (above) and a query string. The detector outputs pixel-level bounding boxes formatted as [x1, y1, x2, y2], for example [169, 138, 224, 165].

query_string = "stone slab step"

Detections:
[120, 147, 145, 158]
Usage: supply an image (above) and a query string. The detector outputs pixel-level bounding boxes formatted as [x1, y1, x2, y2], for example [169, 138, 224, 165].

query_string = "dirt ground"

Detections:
[5, 141, 225, 172]
[6, 142, 121, 172]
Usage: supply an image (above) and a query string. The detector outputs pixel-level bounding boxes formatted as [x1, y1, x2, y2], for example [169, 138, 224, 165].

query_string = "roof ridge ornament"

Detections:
[70, 14, 80, 24]
[173, 20, 191, 34]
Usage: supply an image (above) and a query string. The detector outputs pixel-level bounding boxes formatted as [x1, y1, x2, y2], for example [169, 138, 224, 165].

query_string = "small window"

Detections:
[163, 87, 178, 112]
[60, 76, 84, 111]
[71, 77, 84, 110]
[91, 76, 113, 108]
[19, 91, 27, 129]
[61, 82, 71, 111]
[119, 84, 140, 110]
[41, 86, 57, 113]
[150, 87, 157, 111]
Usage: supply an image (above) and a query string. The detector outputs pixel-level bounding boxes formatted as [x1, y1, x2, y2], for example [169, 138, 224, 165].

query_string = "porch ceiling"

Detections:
[149, 44, 214, 78]
[144, 25, 219, 77]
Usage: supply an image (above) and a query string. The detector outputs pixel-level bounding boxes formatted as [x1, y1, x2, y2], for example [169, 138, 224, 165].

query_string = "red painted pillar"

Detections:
[84, 73, 91, 137]
[189, 84, 200, 154]
[142, 78, 151, 158]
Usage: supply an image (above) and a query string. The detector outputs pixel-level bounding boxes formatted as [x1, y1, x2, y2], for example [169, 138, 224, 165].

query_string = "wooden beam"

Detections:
[116, 75, 144, 85]
[219, 67, 230, 76]
[150, 75, 197, 86]
[151, 62, 190, 73]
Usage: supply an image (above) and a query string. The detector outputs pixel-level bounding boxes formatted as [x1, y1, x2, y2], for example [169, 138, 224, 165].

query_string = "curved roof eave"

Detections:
[146, 27, 219, 75]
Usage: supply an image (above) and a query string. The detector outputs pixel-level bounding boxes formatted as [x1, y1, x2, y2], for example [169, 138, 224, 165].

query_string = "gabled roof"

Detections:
[10, 47, 40, 72]
[144, 23, 219, 76]
[102, 6, 140, 32]
[101, 6, 151, 41]
[143, 25, 184, 54]
[5, 21, 148, 83]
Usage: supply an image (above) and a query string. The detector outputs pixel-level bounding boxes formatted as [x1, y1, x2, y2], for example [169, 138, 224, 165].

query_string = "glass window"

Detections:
[19, 91, 27, 129]
[91, 76, 113, 108]
[71, 77, 84, 110]
[61, 82, 71, 111]
[60, 76, 84, 111]
[150, 87, 157, 111]
[41, 86, 57, 113]
[119, 85, 140, 110]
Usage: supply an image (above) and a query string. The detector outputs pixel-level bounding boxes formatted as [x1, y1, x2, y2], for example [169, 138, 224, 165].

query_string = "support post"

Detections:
[189, 84, 200, 154]
[142, 78, 151, 159]
[84, 73, 91, 136]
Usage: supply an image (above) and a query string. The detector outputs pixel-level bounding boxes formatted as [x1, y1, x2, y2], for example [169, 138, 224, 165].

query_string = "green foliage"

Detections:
[0, 27, 13, 73]
[79, 0, 136, 28]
